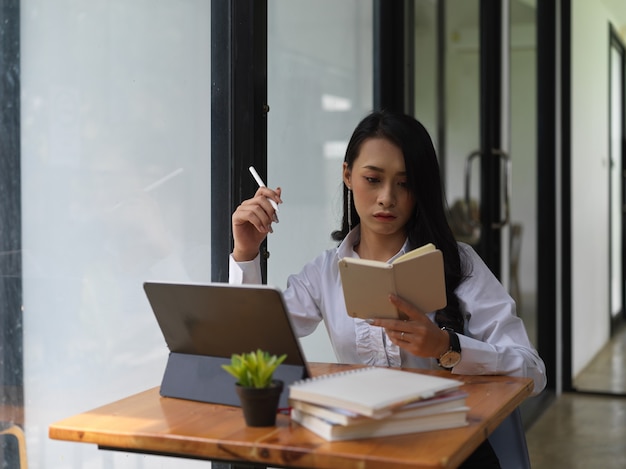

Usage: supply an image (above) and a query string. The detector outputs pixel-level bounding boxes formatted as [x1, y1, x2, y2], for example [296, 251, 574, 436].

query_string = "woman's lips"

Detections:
[374, 213, 396, 222]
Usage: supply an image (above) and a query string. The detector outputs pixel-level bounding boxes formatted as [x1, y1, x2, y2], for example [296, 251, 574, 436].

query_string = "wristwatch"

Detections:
[438, 327, 462, 369]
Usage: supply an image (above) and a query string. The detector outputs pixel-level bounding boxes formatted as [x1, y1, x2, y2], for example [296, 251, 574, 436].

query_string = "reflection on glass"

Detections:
[414, 0, 538, 347]
[18, 1, 211, 467]
[508, 0, 538, 347]
[267, 0, 373, 362]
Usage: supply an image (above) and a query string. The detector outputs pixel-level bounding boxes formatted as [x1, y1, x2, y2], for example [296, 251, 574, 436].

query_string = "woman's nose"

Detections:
[377, 185, 397, 207]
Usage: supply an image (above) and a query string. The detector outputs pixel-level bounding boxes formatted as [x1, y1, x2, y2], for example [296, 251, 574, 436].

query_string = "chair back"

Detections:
[1, 423, 28, 468]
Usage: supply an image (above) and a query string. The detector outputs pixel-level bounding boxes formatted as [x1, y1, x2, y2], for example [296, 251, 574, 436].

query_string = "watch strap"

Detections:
[443, 327, 461, 353]
[437, 327, 462, 369]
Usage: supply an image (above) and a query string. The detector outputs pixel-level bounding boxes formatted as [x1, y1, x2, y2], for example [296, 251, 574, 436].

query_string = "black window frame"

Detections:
[0, 2, 23, 465]
[211, 0, 269, 283]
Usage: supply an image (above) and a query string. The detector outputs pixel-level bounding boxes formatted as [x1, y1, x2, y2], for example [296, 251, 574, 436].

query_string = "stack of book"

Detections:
[288, 367, 469, 441]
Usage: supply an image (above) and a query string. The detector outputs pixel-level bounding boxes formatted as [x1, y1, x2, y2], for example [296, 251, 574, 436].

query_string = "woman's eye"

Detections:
[398, 181, 408, 188]
[365, 177, 379, 184]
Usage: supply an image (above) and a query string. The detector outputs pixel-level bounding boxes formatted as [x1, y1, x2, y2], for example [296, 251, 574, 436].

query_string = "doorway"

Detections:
[572, 23, 626, 396]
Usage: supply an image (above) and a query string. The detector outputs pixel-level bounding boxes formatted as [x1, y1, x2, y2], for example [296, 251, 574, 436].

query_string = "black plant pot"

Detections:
[235, 380, 284, 427]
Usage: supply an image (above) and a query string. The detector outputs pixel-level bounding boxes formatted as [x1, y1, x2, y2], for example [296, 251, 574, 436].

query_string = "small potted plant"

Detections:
[222, 349, 287, 427]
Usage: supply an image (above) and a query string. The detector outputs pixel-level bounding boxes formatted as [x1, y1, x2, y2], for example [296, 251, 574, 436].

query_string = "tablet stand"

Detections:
[159, 352, 308, 408]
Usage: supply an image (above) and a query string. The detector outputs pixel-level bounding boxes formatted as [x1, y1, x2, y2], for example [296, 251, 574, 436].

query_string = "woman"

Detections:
[230, 111, 546, 468]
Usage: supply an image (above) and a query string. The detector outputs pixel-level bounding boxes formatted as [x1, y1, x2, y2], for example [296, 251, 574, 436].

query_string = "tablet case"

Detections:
[144, 282, 310, 408]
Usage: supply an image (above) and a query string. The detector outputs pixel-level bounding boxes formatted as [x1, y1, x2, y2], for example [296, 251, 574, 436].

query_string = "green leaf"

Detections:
[221, 349, 287, 388]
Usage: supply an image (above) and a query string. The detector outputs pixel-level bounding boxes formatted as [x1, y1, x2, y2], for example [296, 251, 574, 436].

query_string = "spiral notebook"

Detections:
[288, 367, 462, 419]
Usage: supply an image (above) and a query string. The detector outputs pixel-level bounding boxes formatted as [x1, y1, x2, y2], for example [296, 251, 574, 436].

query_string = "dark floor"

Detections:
[525, 323, 626, 468]
[526, 393, 626, 468]
[572, 322, 626, 394]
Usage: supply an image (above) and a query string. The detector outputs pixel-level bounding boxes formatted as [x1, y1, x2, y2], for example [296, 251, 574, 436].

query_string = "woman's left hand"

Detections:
[368, 294, 450, 359]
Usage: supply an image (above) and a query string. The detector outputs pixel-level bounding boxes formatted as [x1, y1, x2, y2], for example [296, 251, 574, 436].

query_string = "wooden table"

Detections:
[49, 363, 533, 469]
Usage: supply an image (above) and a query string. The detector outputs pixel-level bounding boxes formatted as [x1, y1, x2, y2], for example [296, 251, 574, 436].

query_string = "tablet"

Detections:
[144, 281, 310, 406]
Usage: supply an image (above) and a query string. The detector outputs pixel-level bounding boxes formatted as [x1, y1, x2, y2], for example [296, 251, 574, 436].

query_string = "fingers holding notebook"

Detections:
[368, 294, 450, 359]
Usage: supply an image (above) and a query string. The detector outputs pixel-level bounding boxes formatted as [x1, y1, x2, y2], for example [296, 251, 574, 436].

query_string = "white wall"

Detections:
[571, 0, 626, 376]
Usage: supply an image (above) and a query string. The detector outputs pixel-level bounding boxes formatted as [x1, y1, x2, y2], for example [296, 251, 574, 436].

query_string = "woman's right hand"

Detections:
[231, 187, 282, 261]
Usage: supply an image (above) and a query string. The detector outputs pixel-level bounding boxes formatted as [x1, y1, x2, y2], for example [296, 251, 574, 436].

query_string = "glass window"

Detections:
[19, 1, 211, 466]
[267, 0, 373, 362]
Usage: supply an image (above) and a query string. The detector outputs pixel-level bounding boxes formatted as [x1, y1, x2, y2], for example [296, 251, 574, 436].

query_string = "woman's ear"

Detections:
[342, 162, 351, 188]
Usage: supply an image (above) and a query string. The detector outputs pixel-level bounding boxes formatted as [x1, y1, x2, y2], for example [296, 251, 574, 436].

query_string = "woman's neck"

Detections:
[354, 231, 407, 262]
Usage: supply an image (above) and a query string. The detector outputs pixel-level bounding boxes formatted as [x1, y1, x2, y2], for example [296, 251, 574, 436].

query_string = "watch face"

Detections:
[439, 351, 461, 369]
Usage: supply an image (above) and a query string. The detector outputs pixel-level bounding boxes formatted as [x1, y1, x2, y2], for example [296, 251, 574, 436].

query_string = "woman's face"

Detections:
[343, 137, 416, 238]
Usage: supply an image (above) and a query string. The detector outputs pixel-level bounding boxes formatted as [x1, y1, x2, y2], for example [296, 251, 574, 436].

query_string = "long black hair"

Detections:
[332, 110, 467, 333]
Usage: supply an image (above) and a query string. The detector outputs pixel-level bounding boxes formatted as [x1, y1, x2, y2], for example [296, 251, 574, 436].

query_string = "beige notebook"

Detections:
[288, 367, 461, 419]
[338, 243, 447, 319]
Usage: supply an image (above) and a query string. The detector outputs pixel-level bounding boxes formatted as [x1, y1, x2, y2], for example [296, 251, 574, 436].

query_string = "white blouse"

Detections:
[229, 228, 547, 395]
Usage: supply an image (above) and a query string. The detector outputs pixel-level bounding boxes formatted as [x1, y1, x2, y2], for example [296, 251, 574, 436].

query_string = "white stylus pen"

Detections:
[249, 166, 280, 221]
